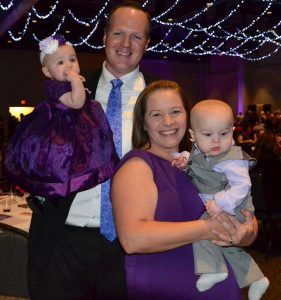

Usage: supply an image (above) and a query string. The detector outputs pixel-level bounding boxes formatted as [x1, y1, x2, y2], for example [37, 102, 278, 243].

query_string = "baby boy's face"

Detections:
[190, 110, 233, 156]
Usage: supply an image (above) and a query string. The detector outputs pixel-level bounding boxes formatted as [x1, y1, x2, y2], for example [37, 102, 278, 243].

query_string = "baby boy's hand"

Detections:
[171, 156, 188, 171]
[171, 151, 189, 171]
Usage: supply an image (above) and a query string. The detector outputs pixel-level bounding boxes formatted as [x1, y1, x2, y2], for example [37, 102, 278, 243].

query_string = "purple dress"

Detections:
[117, 150, 242, 300]
[4, 80, 119, 198]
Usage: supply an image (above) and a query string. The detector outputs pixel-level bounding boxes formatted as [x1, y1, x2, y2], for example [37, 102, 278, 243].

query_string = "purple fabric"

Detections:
[52, 34, 68, 46]
[4, 80, 119, 198]
[116, 150, 242, 300]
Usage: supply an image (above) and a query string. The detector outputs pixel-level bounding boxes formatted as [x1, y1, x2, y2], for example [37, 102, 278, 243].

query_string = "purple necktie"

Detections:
[100, 79, 123, 241]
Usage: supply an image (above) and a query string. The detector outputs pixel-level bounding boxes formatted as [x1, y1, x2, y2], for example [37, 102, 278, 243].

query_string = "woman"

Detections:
[112, 80, 258, 300]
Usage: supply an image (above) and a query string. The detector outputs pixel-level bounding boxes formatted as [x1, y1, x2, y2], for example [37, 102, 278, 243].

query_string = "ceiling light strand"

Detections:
[8, 12, 31, 41]
[32, 0, 59, 19]
[32, 16, 65, 42]
[0, 0, 13, 11]
[4, 0, 281, 61]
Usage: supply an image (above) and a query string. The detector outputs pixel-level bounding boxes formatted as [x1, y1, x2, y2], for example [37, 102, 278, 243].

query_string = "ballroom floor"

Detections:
[0, 231, 280, 300]
[241, 231, 281, 300]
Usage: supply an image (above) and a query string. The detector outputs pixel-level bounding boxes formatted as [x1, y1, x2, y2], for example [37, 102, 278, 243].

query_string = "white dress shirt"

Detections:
[66, 62, 146, 227]
[192, 144, 252, 216]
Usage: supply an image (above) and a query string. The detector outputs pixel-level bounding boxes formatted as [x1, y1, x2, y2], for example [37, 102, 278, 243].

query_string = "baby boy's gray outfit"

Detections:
[187, 145, 264, 288]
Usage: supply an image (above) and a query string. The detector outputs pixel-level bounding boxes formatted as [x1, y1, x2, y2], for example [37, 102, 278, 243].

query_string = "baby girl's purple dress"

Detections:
[116, 149, 242, 300]
[4, 80, 119, 198]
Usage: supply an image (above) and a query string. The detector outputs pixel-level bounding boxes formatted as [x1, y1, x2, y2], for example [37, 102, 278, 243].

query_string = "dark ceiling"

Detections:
[0, 0, 280, 62]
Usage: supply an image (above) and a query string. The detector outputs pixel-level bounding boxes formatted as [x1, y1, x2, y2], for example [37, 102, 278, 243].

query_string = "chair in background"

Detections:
[0, 224, 29, 298]
[250, 171, 281, 257]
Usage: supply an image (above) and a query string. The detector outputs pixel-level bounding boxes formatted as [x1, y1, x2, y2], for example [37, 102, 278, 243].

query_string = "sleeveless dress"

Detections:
[116, 149, 242, 300]
[4, 80, 119, 198]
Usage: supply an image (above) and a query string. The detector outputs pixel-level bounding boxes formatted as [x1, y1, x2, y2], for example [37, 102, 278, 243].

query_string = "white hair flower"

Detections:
[39, 34, 71, 64]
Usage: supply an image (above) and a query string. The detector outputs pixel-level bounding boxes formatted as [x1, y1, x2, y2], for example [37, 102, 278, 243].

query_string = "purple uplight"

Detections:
[237, 60, 244, 114]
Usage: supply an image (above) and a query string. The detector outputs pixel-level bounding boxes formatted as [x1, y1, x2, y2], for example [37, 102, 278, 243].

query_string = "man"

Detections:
[86, 1, 155, 155]
[27, 1, 156, 299]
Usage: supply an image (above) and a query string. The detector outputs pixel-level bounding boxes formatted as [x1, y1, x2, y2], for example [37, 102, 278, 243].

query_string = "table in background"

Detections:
[0, 194, 30, 298]
[0, 194, 31, 234]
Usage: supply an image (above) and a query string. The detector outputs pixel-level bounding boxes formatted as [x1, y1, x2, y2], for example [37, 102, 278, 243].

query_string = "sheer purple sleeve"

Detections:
[45, 80, 72, 102]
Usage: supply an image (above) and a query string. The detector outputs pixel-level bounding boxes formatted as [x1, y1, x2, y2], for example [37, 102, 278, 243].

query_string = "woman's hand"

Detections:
[211, 209, 257, 247]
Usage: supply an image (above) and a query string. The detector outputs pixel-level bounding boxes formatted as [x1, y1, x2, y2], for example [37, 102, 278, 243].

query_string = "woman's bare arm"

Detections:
[112, 157, 231, 254]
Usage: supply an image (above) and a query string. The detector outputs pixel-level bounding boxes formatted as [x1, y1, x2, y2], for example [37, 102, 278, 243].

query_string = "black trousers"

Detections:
[27, 198, 127, 300]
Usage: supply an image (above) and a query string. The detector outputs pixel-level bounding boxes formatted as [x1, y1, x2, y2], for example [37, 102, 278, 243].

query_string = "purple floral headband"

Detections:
[39, 34, 72, 64]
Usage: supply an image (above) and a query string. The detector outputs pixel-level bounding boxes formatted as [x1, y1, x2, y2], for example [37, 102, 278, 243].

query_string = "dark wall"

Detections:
[0, 48, 280, 119]
[1, 49, 43, 110]
[140, 59, 202, 109]
[0, 49, 202, 117]
[0, 49, 106, 116]
[203, 56, 240, 114]
[198, 52, 281, 114]
[245, 52, 281, 112]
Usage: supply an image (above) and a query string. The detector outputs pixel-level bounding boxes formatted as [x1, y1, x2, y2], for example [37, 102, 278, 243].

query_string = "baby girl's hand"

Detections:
[205, 200, 223, 219]
[79, 75, 86, 82]
[65, 70, 85, 82]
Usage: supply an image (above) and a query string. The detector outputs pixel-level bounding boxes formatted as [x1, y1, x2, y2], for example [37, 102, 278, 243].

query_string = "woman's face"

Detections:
[144, 89, 187, 156]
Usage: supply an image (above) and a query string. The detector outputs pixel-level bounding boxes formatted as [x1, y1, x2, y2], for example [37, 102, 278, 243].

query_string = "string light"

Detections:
[147, 0, 280, 61]
[142, 0, 150, 8]
[67, 9, 91, 26]
[71, 21, 101, 47]
[32, 0, 59, 19]
[67, 0, 110, 25]
[0, 0, 14, 11]
[152, 0, 181, 21]
[32, 16, 65, 41]
[4, 0, 281, 61]
[8, 12, 31, 41]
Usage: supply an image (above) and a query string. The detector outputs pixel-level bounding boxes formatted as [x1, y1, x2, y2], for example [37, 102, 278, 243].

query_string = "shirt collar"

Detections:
[100, 61, 140, 90]
[193, 143, 201, 155]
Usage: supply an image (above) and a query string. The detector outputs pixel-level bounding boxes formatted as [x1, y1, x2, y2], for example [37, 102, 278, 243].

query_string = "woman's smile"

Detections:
[159, 129, 178, 136]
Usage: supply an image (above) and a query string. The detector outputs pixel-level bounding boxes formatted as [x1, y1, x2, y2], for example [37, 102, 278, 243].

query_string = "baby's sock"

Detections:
[196, 272, 228, 292]
[248, 277, 269, 300]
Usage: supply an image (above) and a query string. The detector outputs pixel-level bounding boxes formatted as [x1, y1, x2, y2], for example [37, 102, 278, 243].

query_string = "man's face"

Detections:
[103, 7, 150, 78]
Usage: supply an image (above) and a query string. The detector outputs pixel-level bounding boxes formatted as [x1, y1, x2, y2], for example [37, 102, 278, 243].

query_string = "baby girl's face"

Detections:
[42, 44, 80, 81]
